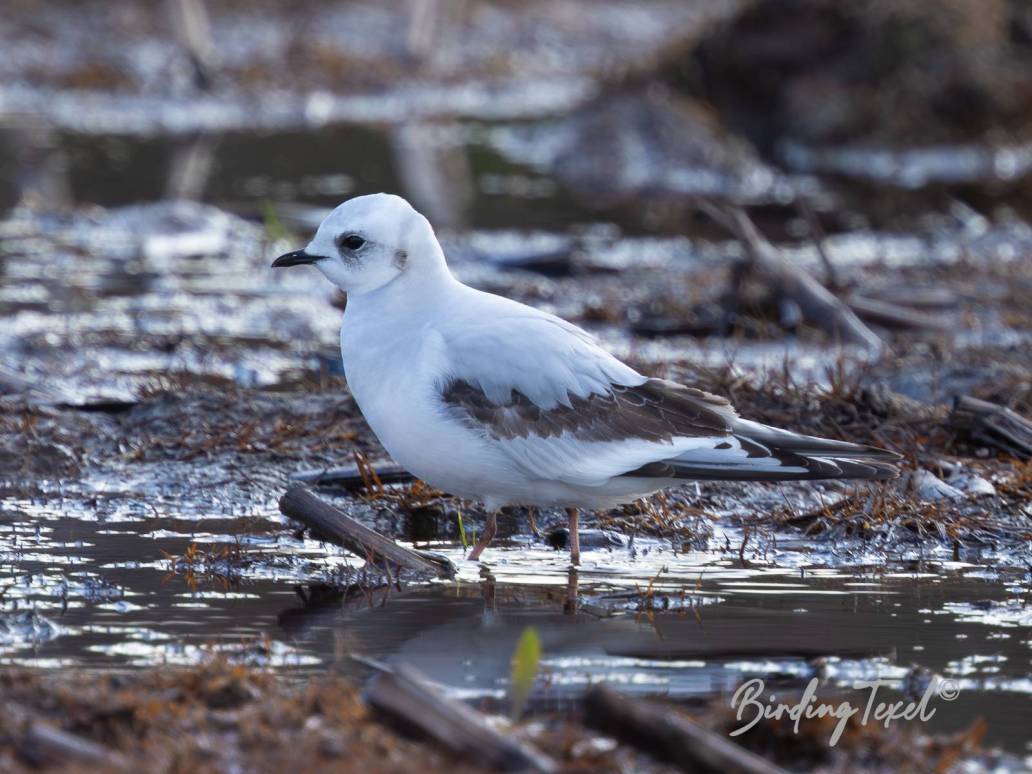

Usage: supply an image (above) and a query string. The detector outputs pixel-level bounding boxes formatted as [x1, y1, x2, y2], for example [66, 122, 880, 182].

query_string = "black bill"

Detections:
[272, 249, 321, 268]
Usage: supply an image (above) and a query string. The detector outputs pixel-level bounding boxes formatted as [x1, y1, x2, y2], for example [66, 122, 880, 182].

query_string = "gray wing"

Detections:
[441, 377, 735, 442]
[442, 377, 899, 483]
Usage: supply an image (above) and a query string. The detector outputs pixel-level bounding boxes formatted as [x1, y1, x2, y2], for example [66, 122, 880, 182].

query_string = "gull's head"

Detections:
[272, 193, 444, 294]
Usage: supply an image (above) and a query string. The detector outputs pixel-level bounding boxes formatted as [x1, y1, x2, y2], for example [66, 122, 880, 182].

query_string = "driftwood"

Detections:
[700, 202, 884, 352]
[289, 462, 415, 489]
[584, 685, 788, 774]
[279, 486, 455, 579]
[865, 286, 959, 310]
[405, 0, 470, 63]
[795, 197, 841, 290]
[949, 395, 1032, 460]
[22, 721, 127, 768]
[166, 0, 217, 90]
[846, 295, 949, 331]
[166, 135, 217, 200]
[366, 663, 557, 773]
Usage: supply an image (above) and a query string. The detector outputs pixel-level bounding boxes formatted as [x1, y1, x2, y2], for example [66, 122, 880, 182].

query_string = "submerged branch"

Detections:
[279, 486, 455, 579]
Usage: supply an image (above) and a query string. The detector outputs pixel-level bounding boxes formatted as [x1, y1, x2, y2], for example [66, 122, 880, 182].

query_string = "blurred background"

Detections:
[2, 0, 1032, 403]
[4, 0, 1032, 218]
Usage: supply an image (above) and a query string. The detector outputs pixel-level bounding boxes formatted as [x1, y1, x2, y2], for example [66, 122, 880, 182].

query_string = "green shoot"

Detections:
[509, 626, 541, 720]
[456, 509, 469, 550]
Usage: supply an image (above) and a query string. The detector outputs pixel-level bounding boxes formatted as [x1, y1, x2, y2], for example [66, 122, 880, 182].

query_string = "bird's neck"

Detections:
[343, 251, 462, 326]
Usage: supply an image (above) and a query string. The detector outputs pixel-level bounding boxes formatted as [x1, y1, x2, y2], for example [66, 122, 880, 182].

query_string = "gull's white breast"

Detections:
[340, 314, 515, 502]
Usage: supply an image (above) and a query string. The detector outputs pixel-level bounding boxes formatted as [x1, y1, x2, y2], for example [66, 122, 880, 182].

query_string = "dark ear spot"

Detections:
[393, 249, 408, 269]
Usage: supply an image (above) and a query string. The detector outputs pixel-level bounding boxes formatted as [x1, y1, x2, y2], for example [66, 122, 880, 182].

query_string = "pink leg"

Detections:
[565, 507, 580, 566]
[467, 510, 498, 561]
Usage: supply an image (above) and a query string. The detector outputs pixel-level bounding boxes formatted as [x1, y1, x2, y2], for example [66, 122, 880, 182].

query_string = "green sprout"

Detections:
[457, 509, 469, 550]
[509, 626, 541, 720]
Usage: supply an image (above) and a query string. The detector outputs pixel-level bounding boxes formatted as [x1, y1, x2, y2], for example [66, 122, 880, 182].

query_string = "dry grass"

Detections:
[349, 450, 448, 513]
[0, 657, 478, 774]
[0, 653, 1006, 773]
[116, 387, 365, 463]
[162, 540, 250, 591]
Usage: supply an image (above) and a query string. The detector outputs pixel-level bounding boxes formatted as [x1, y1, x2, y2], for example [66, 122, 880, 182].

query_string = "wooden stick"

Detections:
[796, 197, 841, 291]
[949, 395, 1032, 460]
[584, 685, 788, 774]
[366, 663, 557, 773]
[846, 295, 949, 331]
[289, 462, 415, 489]
[23, 721, 127, 768]
[279, 486, 455, 579]
[166, 0, 217, 90]
[863, 286, 959, 310]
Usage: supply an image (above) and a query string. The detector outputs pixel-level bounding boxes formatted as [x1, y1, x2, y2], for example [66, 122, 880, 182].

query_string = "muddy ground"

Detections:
[1, 0, 1031, 771]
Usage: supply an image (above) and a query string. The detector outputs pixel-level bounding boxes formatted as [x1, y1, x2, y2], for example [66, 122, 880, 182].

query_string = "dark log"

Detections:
[949, 395, 1032, 460]
[289, 462, 415, 489]
[846, 295, 950, 331]
[584, 685, 788, 774]
[279, 486, 455, 579]
[366, 663, 556, 773]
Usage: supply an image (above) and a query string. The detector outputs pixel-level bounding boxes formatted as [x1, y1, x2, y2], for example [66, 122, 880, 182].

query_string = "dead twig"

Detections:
[862, 286, 959, 310]
[846, 295, 950, 332]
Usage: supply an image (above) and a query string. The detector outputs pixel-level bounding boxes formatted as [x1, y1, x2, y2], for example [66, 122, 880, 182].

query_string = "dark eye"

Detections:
[340, 234, 365, 251]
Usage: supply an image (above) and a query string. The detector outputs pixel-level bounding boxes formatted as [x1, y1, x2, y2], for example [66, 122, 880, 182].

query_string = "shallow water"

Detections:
[0, 123, 640, 232]
[2, 491, 1030, 754]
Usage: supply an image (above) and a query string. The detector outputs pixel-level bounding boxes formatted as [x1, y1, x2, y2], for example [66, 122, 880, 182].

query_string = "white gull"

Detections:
[273, 193, 898, 564]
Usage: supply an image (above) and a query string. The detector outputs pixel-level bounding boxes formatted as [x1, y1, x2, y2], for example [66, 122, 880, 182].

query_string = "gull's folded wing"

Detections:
[437, 312, 898, 486]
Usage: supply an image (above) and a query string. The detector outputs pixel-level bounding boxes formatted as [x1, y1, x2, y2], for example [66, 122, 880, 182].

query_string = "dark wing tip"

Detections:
[844, 443, 904, 462]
